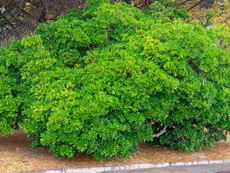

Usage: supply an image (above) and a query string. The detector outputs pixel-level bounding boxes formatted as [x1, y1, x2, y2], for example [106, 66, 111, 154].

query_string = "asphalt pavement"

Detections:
[110, 163, 230, 173]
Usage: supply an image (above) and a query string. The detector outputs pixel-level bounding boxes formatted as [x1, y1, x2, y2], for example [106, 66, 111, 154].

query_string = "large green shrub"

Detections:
[0, 48, 19, 136]
[1, 0, 229, 159]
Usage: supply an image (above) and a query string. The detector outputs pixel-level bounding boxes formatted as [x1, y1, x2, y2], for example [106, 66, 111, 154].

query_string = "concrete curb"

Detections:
[30, 159, 230, 173]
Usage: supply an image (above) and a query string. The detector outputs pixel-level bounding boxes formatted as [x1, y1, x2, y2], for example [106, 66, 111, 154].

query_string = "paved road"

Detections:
[111, 163, 230, 173]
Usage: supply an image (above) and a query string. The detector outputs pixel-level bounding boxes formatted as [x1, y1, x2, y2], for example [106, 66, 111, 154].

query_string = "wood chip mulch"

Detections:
[0, 131, 229, 173]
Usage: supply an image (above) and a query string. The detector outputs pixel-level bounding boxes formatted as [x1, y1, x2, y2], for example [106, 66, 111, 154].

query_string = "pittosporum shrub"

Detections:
[1, 0, 229, 159]
[0, 48, 19, 136]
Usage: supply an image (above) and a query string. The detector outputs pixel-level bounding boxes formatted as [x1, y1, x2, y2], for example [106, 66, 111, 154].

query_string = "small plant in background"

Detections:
[201, 12, 215, 27]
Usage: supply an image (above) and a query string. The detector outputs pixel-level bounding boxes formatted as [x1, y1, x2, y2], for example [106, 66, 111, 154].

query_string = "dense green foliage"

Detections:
[0, 0, 229, 159]
[0, 49, 19, 136]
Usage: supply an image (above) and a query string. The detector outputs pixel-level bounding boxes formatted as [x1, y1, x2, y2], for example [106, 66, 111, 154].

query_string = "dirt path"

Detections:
[0, 131, 229, 173]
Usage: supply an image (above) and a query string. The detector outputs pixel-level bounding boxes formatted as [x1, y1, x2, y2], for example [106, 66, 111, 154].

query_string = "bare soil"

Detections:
[0, 131, 229, 173]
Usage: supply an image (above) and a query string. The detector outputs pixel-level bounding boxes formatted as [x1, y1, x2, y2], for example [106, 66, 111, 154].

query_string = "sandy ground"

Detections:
[0, 131, 229, 173]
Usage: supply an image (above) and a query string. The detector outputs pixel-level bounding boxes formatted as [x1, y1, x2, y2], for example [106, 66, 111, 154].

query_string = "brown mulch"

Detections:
[0, 131, 229, 173]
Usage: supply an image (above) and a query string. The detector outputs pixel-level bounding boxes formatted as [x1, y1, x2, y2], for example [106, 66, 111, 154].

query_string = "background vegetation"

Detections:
[0, 0, 229, 40]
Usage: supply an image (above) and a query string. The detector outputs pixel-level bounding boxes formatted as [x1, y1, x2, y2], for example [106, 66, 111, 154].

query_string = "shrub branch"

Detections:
[153, 126, 167, 138]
